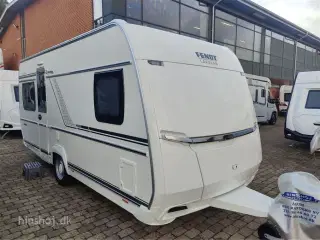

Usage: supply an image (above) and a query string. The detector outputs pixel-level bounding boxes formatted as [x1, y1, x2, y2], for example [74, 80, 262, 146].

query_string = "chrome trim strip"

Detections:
[47, 61, 131, 79]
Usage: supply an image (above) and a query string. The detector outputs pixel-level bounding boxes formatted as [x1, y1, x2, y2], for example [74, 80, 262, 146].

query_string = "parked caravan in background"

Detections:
[246, 74, 278, 125]
[0, 70, 20, 135]
[279, 85, 292, 113]
[19, 20, 272, 225]
[285, 71, 320, 143]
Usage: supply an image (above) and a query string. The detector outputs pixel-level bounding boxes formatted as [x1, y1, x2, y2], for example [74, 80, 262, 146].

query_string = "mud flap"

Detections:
[211, 186, 273, 217]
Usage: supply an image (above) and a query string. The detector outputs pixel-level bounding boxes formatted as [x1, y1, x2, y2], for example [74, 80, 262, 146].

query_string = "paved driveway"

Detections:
[0, 117, 319, 240]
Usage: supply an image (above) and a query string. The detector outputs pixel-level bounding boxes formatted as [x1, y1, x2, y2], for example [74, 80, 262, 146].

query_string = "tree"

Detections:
[0, 0, 7, 17]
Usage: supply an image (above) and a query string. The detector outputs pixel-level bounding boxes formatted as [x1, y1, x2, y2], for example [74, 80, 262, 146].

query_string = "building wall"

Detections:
[0, 15, 22, 70]
[24, 0, 93, 57]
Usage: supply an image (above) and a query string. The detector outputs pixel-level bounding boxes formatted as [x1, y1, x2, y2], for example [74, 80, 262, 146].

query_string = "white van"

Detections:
[279, 85, 292, 113]
[285, 71, 320, 143]
[19, 20, 272, 225]
[0, 70, 20, 133]
[246, 74, 278, 124]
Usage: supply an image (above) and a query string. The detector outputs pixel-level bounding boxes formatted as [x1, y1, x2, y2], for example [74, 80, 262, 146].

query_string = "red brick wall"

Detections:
[0, 15, 22, 70]
[24, 0, 93, 57]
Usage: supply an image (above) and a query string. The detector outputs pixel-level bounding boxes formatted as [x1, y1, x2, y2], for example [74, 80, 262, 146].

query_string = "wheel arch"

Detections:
[51, 144, 70, 175]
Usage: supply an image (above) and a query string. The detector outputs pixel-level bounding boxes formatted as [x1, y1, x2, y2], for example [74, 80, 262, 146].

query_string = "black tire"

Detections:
[54, 156, 71, 186]
[269, 112, 277, 125]
[258, 222, 281, 240]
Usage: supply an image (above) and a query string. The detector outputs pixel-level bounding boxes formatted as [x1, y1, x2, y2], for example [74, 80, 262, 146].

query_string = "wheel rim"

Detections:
[55, 159, 65, 180]
[272, 114, 276, 124]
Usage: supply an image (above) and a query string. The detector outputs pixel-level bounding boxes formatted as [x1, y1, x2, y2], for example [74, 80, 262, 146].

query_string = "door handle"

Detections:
[38, 114, 42, 120]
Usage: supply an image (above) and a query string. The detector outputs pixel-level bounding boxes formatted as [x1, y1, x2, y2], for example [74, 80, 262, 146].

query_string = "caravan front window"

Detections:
[94, 70, 124, 125]
[22, 82, 36, 111]
[13, 86, 19, 102]
[305, 90, 320, 109]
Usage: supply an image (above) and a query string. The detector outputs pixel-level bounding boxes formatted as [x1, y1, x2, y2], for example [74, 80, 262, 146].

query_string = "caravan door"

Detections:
[21, 80, 39, 146]
[36, 67, 49, 155]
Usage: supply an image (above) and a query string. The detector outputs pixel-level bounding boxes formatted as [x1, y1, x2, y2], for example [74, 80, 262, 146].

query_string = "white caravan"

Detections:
[279, 85, 292, 113]
[0, 70, 20, 134]
[285, 71, 320, 143]
[19, 20, 272, 225]
[246, 74, 278, 124]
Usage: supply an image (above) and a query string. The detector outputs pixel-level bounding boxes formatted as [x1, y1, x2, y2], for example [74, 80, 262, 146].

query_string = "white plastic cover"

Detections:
[268, 172, 320, 239]
[310, 127, 320, 154]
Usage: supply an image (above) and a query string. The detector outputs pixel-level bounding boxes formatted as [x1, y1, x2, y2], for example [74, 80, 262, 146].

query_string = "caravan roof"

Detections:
[20, 20, 243, 74]
[0, 70, 18, 81]
[295, 71, 320, 84]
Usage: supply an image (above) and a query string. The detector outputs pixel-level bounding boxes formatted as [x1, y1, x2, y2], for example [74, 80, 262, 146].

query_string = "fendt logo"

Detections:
[195, 52, 218, 65]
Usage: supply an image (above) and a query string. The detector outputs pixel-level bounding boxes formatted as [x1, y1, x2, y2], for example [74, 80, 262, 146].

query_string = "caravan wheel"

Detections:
[54, 156, 71, 186]
[269, 112, 277, 125]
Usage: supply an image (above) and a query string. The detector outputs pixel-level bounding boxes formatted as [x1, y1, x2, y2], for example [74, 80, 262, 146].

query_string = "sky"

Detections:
[252, 0, 320, 37]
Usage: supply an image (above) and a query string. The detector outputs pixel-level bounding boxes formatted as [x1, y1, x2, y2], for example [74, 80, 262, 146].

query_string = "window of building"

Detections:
[255, 25, 262, 33]
[237, 18, 254, 30]
[126, 0, 141, 20]
[216, 42, 235, 52]
[181, 0, 209, 12]
[283, 58, 293, 69]
[215, 9, 236, 23]
[254, 32, 261, 52]
[265, 36, 271, 54]
[236, 47, 253, 61]
[263, 65, 270, 77]
[37, 68, 46, 113]
[94, 70, 124, 125]
[264, 54, 270, 64]
[253, 62, 260, 75]
[270, 65, 282, 79]
[282, 68, 293, 80]
[13, 86, 19, 102]
[236, 26, 254, 49]
[215, 19, 236, 45]
[181, 4, 209, 39]
[239, 60, 253, 74]
[270, 55, 282, 67]
[305, 90, 320, 109]
[297, 46, 306, 63]
[22, 82, 36, 111]
[283, 42, 294, 60]
[143, 0, 179, 30]
[253, 52, 260, 63]
[270, 38, 283, 57]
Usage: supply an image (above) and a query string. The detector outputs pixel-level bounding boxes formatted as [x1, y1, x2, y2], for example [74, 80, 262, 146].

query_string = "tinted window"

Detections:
[126, 0, 141, 20]
[254, 32, 261, 52]
[236, 47, 253, 61]
[14, 86, 19, 102]
[215, 10, 236, 23]
[236, 26, 254, 49]
[22, 82, 36, 111]
[143, 0, 179, 30]
[37, 69, 46, 113]
[305, 90, 320, 109]
[237, 18, 254, 30]
[215, 19, 236, 45]
[94, 70, 124, 125]
[284, 93, 291, 102]
[181, 0, 209, 12]
[180, 5, 208, 38]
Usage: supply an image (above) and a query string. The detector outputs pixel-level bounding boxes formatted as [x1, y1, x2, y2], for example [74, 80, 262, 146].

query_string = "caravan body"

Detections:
[279, 85, 292, 113]
[19, 20, 271, 225]
[285, 71, 320, 143]
[246, 74, 278, 124]
[0, 70, 20, 131]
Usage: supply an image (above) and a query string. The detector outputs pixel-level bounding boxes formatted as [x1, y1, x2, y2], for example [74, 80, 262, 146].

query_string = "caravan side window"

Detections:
[94, 70, 124, 125]
[305, 90, 320, 109]
[37, 69, 47, 113]
[22, 82, 36, 111]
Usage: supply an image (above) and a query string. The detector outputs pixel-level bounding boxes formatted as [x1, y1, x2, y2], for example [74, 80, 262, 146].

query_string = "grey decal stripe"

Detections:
[68, 163, 148, 207]
[50, 126, 147, 156]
